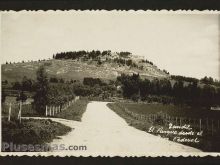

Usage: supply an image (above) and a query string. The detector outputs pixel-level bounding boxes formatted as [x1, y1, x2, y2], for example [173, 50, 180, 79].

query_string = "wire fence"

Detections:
[116, 103, 220, 136]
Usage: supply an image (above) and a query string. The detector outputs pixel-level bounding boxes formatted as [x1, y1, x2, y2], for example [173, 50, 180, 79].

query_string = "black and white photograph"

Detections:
[1, 11, 220, 156]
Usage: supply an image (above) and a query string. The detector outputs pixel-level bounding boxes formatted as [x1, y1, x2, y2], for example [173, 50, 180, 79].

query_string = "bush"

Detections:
[2, 118, 71, 151]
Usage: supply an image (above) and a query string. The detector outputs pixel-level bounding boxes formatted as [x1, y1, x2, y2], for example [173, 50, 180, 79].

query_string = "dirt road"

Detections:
[49, 101, 201, 156]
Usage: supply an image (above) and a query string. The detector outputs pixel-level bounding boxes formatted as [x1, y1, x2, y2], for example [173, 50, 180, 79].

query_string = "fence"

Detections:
[45, 96, 80, 117]
[116, 103, 220, 136]
[2, 96, 80, 122]
[2, 102, 24, 123]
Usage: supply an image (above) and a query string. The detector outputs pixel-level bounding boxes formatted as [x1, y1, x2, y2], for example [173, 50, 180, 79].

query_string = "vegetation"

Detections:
[55, 99, 89, 121]
[171, 75, 199, 83]
[2, 118, 71, 151]
[33, 66, 49, 115]
[107, 102, 220, 152]
[117, 73, 220, 108]
[53, 50, 155, 70]
[200, 76, 220, 86]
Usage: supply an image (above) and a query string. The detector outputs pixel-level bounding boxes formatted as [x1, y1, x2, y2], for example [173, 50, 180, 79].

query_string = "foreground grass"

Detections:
[2, 118, 71, 151]
[55, 99, 89, 121]
[107, 102, 220, 152]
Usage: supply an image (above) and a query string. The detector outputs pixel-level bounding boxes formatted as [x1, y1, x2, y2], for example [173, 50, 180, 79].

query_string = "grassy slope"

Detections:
[55, 99, 89, 121]
[2, 118, 71, 151]
[1, 59, 168, 82]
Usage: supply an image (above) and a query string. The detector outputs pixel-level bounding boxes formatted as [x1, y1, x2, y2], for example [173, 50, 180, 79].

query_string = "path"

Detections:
[47, 101, 201, 156]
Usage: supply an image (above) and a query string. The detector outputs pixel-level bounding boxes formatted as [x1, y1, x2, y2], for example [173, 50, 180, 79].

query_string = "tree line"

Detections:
[54, 50, 112, 60]
[171, 75, 220, 86]
[117, 73, 220, 108]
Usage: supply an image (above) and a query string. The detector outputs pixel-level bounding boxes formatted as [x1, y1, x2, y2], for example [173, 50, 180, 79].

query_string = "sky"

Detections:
[1, 11, 219, 80]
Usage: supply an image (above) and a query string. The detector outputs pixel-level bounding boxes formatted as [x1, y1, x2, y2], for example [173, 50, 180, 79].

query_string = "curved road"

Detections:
[49, 101, 201, 156]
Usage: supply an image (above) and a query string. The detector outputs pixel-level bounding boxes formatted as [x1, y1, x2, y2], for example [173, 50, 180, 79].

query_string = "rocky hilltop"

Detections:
[2, 50, 169, 82]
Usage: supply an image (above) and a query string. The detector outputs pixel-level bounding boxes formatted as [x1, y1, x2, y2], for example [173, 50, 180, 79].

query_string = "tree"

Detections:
[16, 91, 27, 102]
[118, 73, 140, 98]
[139, 79, 151, 99]
[33, 66, 49, 115]
[59, 78, 65, 83]
[201, 76, 214, 84]
[2, 90, 6, 103]
[12, 81, 21, 90]
[159, 79, 172, 95]
[184, 81, 197, 105]
[201, 85, 216, 107]
[22, 76, 33, 91]
[50, 77, 59, 83]
[172, 81, 185, 105]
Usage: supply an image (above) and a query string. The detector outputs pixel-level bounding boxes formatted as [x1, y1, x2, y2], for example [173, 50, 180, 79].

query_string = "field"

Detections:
[107, 102, 220, 152]
[54, 99, 89, 121]
[116, 103, 220, 119]
[2, 118, 71, 152]
[2, 59, 167, 82]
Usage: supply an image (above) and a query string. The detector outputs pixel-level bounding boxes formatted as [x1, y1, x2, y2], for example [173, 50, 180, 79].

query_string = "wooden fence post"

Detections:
[55, 106, 57, 114]
[52, 106, 55, 116]
[49, 106, 52, 116]
[8, 103, 12, 122]
[17, 101, 22, 123]
[45, 105, 48, 116]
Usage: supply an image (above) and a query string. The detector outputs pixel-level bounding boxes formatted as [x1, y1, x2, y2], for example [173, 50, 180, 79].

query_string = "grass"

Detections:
[2, 117, 72, 152]
[54, 99, 89, 121]
[1, 59, 166, 82]
[2, 103, 38, 118]
[117, 103, 220, 120]
[107, 102, 220, 152]
[1, 99, 89, 152]
[2, 99, 89, 121]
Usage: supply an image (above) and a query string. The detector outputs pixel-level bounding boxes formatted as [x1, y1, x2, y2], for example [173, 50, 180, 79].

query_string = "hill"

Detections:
[2, 51, 169, 82]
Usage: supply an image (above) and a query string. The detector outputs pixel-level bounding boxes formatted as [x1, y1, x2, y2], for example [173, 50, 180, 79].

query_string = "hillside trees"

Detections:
[21, 76, 33, 91]
[33, 66, 49, 115]
[171, 75, 198, 83]
[139, 79, 151, 100]
[117, 73, 141, 98]
[47, 84, 75, 108]
[172, 81, 185, 105]
[83, 77, 103, 87]
[118, 52, 131, 58]
[201, 76, 220, 86]
[117, 74, 220, 107]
